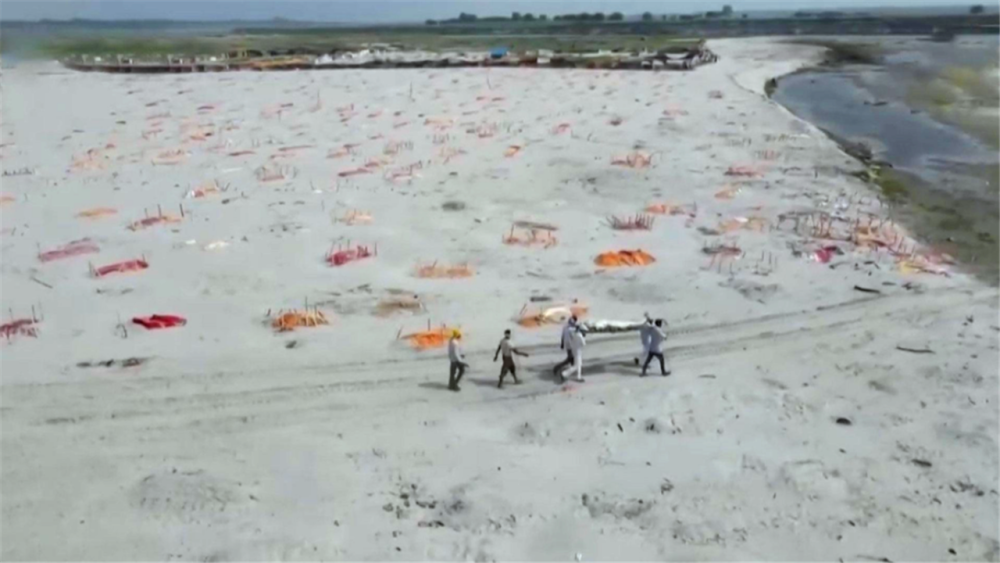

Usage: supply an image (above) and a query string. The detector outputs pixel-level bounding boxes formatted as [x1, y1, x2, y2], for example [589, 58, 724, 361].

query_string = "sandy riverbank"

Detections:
[1, 37, 997, 560]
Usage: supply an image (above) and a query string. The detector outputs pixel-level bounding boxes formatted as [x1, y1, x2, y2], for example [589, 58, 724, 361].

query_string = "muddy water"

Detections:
[772, 36, 999, 284]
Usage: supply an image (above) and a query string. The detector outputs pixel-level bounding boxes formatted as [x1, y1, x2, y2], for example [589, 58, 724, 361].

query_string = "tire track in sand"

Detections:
[7, 286, 991, 435]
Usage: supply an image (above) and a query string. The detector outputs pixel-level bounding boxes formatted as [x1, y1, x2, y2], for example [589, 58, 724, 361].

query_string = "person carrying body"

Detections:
[494, 329, 529, 389]
[641, 319, 670, 377]
[634, 313, 653, 366]
[447, 330, 469, 391]
[552, 315, 577, 376]
[560, 325, 586, 383]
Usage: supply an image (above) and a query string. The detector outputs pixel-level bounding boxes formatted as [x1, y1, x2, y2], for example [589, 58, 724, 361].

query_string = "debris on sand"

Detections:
[327, 243, 376, 267]
[896, 345, 934, 355]
[516, 301, 588, 328]
[717, 216, 767, 233]
[1, 318, 39, 340]
[184, 181, 221, 199]
[132, 314, 187, 330]
[714, 184, 743, 200]
[128, 214, 181, 231]
[611, 151, 653, 169]
[76, 207, 117, 219]
[38, 239, 100, 263]
[725, 164, 764, 178]
[853, 285, 881, 295]
[257, 163, 297, 182]
[504, 223, 558, 248]
[399, 324, 459, 350]
[581, 492, 654, 521]
[414, 262, 474, 279]
[594, 250, 656, 268]
[339, 210, 374, 225]
[375, 292, 423, 317]
[607, 214, 655, 231]
[91, 258, 149, 278]
[77, 357, 150, 369]
[897, 254, 952, 276]
[151, 149, 189, 166]
[270, 309, 329, 332]
[645, 202, 695, 217]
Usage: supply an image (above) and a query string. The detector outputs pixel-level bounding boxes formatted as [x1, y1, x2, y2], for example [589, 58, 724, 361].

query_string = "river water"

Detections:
[772, 35, 999, 283]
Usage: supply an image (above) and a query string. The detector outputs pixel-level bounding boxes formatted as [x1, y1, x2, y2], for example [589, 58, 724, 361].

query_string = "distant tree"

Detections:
[458, 12, 477, 22]
[641, 11, 654, 21]
[539, 14, 548, 20]
[742, 13, 748, 19]
[425, 19, 438, 25]
[660, 14, 667, 21]
[970, 4, 985, 14]
[578, 12, 592, 21]
[722, 4, 733, 15]
[593, 12, 605, 21]
[553, 14, 562, 20]
[511, 11, 522, 20]
[608, 11, 624, 21]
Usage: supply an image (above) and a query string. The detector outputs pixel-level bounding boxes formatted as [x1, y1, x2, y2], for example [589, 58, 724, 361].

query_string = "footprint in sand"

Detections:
[129, 469, 249, 523]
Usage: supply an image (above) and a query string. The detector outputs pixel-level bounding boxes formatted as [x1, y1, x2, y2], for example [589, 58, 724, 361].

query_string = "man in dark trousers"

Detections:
[641, 319, 671, 377]
[494, 329, 529, 389]
[552, 316, 577, 377]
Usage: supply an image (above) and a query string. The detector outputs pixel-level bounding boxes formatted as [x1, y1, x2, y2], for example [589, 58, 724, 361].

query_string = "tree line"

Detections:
[426, 11, 627, 25]
[427, 7, 736, 25]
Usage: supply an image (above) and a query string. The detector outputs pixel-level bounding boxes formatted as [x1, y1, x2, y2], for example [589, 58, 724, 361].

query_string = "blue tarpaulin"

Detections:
[490, 47, 509, 59]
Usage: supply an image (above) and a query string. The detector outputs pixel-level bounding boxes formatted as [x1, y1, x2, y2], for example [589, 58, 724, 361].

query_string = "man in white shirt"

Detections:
[447, 330, 469, 391]
[560, 325, 586, 383]
[552, 316, 578, 377]
[634, 314, 653, 366]
[641, 319, 670, 377]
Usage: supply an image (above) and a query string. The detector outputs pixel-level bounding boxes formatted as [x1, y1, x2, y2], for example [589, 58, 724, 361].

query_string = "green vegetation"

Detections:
[870, 167, 910, 202]
[40, 35, 230, 58]
[906, 66, 1000, 149]
[787, 39, 883, 65]
[938, 215, 965, 231]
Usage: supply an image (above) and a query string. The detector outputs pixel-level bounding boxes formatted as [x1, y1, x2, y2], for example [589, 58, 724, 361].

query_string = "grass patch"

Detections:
[941, 66, 1000, 102]
[787, 39, 883, 65]
[872, 168, 911, 202]
[937, 216, 965, 231]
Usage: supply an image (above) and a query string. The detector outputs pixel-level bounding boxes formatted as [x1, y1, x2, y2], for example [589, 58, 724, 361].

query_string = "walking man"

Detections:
[552, 316, 577, 376]
[448, 330, 469, 391]
[560, 324, 587, 383]
[494, 329, 529, 389]
[634, 314, 653, 366]
[641, 319, 670, 377]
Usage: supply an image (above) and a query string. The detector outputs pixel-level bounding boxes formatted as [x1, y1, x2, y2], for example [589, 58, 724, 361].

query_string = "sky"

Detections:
[1, 0, 983, 22]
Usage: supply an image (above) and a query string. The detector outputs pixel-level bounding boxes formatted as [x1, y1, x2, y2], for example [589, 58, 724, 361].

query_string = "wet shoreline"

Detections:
[769, 36, 999, 284]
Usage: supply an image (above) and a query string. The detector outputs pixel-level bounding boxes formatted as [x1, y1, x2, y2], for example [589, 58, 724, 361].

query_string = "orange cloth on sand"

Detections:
[594, 250, 656, 267]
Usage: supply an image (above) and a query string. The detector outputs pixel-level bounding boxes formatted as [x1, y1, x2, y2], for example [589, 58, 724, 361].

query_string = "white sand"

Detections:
[1, 38, 997, 560]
